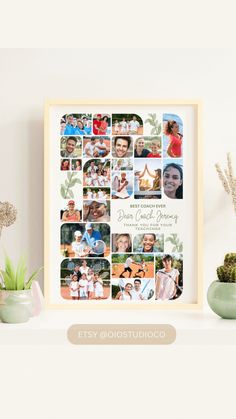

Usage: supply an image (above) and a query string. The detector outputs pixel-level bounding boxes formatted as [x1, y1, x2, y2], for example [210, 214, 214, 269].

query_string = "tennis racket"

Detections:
[89, 240, 106, 256]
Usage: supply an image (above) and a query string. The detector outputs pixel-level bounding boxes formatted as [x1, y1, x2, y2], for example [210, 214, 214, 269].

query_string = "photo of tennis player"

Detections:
[134, 137, 162, 158]
[112, 136, 133, 158]
[163, 113, 183, 158]
[133, 233, 164, 253]
[60, 258, 110, 300]
[112, 171, 133, 199]
[83, 200, 110, 222]
[61, 223, 110, 258]
[83, 136, 110, 158]
[155, 253, 183, 300]
[60, 136, 82, 158]
[112, 234, 132, 253]
[93, 114, 111, 135]
[60, 200, 82, 222]
[112, 114, 143, 135]
[60, 114, 92, 135]
[112, 254, 154, 279]
[163, 159, 183, 199]
[112, 278, 155, 301]
[83, 159, 110, 187]
[134, 159, 162, 199]
[83, 187, 110, 200]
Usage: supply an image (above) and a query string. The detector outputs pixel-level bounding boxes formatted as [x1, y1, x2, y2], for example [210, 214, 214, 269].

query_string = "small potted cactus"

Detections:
[207, 253, 236, 319]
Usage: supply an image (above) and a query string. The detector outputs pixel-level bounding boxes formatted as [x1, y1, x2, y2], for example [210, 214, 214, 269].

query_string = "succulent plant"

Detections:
[217, 253, 236, 283]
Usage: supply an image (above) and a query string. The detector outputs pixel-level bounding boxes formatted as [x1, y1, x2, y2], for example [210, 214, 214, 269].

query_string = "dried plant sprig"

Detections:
[0, 201, 17, 237]
[215, 153, 236, 214]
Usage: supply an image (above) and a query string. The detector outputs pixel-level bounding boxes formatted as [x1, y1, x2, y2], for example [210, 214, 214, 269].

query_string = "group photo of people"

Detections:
[163, 114, 183, 158]
[83, 187, 110, 199]
[134, 159, 162, 199]
[60, 222, 110, 258]
[155, 253, 183, 300]
[112, 254, 154, 279]
[83, 200, 110, 222]
[112, 278, 155, 301]
[60, 259, 110, 300]
[60, 136, 82, 158]
[83, 136, 110, 158]
[93, 114, 111, 135]
[112, 114, 143, 135]
[60, 114, 92, 136]
[112, 158, 133, 171]
[83, 159, 110, 187]
[112, 171, 133, 199]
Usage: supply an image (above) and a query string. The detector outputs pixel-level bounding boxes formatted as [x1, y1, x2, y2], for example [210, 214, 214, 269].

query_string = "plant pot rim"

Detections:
[213, 280, 236, 285]
[0, 289, 32, 292]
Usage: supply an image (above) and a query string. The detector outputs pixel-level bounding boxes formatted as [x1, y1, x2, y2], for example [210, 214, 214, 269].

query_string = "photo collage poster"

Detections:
[46, 104, 199, 306]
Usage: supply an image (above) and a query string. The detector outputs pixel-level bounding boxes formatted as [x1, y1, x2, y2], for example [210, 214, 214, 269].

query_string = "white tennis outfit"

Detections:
[71, 241, 85, 257]
[87, 275, 94, 292]
[119, 291, 131, 301]
[115, 179, 129, 199]
[120, 121, 127, 133]
[79, 266, 89, 275]
[78, 278, 88, 298]
[70, 281, 79, 297]
[129, 120, 140, 133]
[94, 280, 104, 298]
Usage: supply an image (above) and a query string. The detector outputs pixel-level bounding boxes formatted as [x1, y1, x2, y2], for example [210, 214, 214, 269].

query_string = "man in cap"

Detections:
[82, 223, 104, 257]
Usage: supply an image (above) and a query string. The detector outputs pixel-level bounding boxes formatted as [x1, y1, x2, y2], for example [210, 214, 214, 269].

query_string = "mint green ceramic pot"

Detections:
[0, 290, 33, 323]
[207, 281, 236, 319]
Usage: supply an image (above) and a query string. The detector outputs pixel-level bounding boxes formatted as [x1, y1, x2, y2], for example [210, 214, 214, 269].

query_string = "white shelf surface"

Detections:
[1, 309, 236, 346]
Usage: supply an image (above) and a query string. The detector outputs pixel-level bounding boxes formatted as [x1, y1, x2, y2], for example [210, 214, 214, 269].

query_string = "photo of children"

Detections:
[93, 114, 111, 135]
[83, 187, 110, 199]
[112, 136, 133, 158]
[112, 254, 154, 279]
[134, 137, 162, 158]
[60, 114, 92, 136]
[163, 113, 183, 158]
[112, 234, 132, 253]
[112, 158, 133, 171]
[83, 159, 110, 187]
[60, 258, 110, 300]
[61, 136, 82, 158]
[133, 233, 164, 253]
[112, 171, 133, 199]
[112, 114, 143, 135]
[134, 159, 162, 199]
[83, 200, 110, 222]
[155, 253, 183, 300]
[61, 223, 110, 258]
[163, 159, 183, 199]
[83, 136, 110, 158]
[60, 200, 82, 222]
[112, 278, 155, 301]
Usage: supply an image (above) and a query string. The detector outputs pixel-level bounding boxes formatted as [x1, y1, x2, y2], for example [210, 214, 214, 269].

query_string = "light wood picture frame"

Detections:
[44, 100, 202, 309]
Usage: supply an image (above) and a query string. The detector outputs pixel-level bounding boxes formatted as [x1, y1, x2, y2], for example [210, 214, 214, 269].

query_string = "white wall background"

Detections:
[0, 48, 236, 306]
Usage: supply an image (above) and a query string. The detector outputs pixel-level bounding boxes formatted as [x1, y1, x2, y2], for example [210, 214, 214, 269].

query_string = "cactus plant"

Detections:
[216, 253, 236, 282]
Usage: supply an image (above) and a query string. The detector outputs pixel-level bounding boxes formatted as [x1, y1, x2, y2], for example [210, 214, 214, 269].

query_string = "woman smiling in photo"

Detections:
[163, 163, 183, 199]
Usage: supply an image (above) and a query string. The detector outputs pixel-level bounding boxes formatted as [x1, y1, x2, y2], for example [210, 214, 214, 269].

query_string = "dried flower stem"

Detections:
[215, 153, 236, 214]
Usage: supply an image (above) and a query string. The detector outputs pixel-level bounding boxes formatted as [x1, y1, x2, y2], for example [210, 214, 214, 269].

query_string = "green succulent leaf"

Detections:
[25, 267, 43, 290]
[0, 269, 14, 290]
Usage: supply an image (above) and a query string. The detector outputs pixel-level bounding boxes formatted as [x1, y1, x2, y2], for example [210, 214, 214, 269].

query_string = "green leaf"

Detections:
[0, 270, 15, 290]
[61, 185, 66, 199]
[67, 172, 72, 181]
[172, 247, 177, 253]
[179, 244, 183, 252]
[157, 124, 162, 135]
[145, 118, 155, 126]
[68, 189, 74, 198]
[75, 179, 81, 184]
[151, 127, 157, 135]
[5, 254, 16, 287]
[0, 283, 4, 290]
[65, 180, 69, 187]
[24, 267, 43, 290]
[69, 179, 78, 187]
[15, 256, 27, 290]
